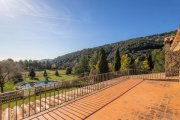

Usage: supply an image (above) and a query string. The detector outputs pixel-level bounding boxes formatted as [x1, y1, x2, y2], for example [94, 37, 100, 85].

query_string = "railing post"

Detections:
[22, 90, 25, 119]
[28, 88, 31, 117]
[45, 85, 47, 110]
[0, 94, 2, 120]
[65, 82, 67, 102]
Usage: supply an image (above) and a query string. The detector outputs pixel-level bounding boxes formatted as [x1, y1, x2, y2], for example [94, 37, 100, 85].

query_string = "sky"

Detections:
[0, 0, 180, 61]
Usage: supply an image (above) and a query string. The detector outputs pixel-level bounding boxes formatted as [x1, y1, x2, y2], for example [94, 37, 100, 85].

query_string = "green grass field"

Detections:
[24, 70, 78, 82]
[2, 87, 75, 110]
[2, 70, 78, 92]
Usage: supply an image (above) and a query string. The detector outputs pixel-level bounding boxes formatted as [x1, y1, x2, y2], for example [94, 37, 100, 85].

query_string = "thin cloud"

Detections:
[0, 0, 78, 22]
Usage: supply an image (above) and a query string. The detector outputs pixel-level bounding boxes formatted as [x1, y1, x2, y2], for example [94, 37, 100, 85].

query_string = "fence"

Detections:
[0, 70, 179, 120]
[0, 71, 130, 120]
[128, 70, 180, 82]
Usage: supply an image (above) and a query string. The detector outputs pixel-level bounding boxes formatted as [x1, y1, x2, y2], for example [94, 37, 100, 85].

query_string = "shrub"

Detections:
[55, 70, 59, 76]
[29, 69, 36, 79]
[66, 67, 72, 75]
[43, 70, 48, 77]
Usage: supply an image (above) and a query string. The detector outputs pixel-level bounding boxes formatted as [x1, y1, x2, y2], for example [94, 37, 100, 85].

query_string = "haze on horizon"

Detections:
[0, 0, 180, 61]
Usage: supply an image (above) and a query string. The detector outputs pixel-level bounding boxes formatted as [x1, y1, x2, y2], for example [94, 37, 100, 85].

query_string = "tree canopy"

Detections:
[73, 55, 90, 75]
[121, 54, 131, 71]
[114, 49, 121, 71]
[98, 48, 109, 73]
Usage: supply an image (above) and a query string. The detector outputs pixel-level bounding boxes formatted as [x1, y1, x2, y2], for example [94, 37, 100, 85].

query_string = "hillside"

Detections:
[53, 31, 176, 69]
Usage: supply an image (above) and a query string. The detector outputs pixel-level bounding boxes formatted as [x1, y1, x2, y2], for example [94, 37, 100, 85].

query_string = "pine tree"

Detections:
[73, 55, 90, 75]
[151, 49, 165, 72]
[55, 70, 59, 76]
[29, 68, 36, 79]
[43, 70, 48, 77]
[114, 49, 121, 71]
[148, 54, 153, 70]
[89, 51, 99, 70]
[97, 48, 109, 73]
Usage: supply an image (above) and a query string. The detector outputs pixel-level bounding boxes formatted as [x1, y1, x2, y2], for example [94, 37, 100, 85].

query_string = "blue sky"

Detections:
[0, 0, 180, 61]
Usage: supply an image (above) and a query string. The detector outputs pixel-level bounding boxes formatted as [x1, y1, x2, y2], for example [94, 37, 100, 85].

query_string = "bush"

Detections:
[55, 70, 59, 76]
[66, 67, 72, 75]
[32, 77, 39, 81]
[13, 78, 23, 84]
[43, 70, 48, 77]
[29, 69, 36, 79]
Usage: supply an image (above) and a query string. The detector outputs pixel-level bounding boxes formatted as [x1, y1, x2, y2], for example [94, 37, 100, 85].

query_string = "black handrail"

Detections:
[0, 70, 179, 120]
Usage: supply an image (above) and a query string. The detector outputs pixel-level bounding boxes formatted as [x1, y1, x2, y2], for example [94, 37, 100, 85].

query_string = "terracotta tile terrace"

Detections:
[25, 78, 180, 120]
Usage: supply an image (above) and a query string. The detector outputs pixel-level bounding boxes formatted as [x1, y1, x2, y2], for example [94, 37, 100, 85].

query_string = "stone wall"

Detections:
[164, 26, 180, 76]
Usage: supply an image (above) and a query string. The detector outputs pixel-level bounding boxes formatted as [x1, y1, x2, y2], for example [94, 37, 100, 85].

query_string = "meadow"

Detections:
[3, 70, 78, 92]
[24, 70, 78, 82]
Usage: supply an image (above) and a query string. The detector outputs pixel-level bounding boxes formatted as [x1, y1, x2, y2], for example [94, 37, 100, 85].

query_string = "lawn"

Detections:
[2, 70, 78, 92]
[24, 70, 78, 82]
[1, 87, 75, 110]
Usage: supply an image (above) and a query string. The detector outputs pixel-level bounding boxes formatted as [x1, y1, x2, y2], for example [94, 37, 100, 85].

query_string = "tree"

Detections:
[114, 49, 121, 71]
[121, 54, 131, 71]
[152, 49, 165, 72]
[134, 57, 140, 69]
[108, 63, 114, 72]
[29, 68, 36, 79]
[141, 57, 150, 70]
[89, 51, 99, 70]
[55, 70, 59, 76]
[148, 54, 153, 70]
[0, 60, 23, 93]
[43, 70, 48, 77]
[97, 48, 109, 73]
[130, 57, 136, 69]
[51, 64, 57, 70]
[0, 62, 10, 93]
[66, 67, 72, 75]
[73, 55, 90, 75]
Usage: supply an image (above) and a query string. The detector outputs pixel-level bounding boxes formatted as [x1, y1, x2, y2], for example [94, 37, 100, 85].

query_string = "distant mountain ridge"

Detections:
[39, 59, 53, 62]
[53, 31, 176, 69]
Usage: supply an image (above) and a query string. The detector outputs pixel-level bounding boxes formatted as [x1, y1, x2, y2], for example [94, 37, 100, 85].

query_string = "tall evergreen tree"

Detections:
[98, 48, 109, 73]
[114, 49, 121, 71]
[29, 68, 36, 79]
[55, 70, 59, 76]
[148, 54, 153, 70]
[89, 51, 99, 70]
[43, 70, 48, 77]
[151, 49, 165, 72]
[73, 55, 90, 75]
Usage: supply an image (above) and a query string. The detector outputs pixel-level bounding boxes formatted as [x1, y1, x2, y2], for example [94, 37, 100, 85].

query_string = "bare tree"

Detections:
[0, 60, 23, 93]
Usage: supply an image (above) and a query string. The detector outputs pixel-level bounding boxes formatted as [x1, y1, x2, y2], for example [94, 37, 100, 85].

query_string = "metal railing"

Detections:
[0, 71, 129, 120]
[0, 70, 179, 120]
[128, 70, 180, 82]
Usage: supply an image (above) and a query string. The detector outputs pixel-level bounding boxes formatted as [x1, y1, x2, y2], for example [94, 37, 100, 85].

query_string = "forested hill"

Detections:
[53, 30, 176, 69]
